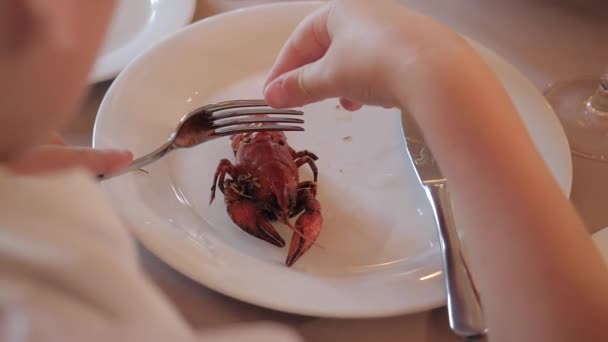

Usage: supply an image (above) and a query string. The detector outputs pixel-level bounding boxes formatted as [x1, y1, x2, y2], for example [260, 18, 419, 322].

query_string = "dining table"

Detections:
[64, 0, 608, 341]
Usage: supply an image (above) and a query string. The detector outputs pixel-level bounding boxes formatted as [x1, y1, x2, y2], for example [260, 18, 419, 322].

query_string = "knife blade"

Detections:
[401, 111, 444, 185]
[401, 111, 487, 338]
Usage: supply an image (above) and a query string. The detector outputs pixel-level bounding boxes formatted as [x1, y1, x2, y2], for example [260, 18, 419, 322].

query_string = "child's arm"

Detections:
[265, 1, 608, 341]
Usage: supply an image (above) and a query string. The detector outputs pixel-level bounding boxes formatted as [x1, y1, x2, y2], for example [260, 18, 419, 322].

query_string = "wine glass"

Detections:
[544, 71, 608, 161]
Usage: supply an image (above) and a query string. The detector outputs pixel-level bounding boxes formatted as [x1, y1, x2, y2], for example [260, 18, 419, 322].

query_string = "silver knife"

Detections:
[401, 111, 487, 339]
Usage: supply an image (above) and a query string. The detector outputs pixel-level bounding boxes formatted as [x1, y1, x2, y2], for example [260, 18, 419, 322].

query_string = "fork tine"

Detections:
[211, 108, 303, 120]
[212, 117, 304, 129]
[213, 124, 304, 137]
[206, 99, 268, 112]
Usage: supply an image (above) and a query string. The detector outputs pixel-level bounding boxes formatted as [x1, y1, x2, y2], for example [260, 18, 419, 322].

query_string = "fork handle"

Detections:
[424, 182, 487, 339]
[98, 142, 174, 181]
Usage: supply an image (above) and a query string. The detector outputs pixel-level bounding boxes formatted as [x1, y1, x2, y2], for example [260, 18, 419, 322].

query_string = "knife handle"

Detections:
[424, 183, 487, 339]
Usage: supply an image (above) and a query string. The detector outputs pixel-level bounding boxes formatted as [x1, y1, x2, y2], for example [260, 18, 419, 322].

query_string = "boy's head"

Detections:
[0, 0, 116, 161]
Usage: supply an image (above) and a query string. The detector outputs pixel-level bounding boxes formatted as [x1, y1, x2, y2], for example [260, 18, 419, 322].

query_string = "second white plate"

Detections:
[90, 0, 195, 83]
[94, 2, 572, 318]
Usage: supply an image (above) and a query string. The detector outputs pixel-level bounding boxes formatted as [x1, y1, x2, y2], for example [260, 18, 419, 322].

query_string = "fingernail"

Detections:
[264, 78, 287, 108]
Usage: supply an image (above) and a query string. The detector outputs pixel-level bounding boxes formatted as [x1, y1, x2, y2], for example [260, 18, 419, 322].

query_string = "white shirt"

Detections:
[0, 168, 301, 342]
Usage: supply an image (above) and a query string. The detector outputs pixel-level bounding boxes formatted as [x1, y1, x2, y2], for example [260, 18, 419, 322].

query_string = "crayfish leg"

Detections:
[289, 181, 317, 218]
[294, 150, 319, 182]
[210, 159, 236, 204]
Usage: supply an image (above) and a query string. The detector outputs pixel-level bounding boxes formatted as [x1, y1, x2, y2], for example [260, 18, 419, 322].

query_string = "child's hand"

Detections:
[7, 133, 132, 176]
[263, 0, 468, 111]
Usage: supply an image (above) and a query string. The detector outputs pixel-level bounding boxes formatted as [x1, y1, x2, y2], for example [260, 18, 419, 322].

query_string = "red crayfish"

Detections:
[210, 130, 322, 266]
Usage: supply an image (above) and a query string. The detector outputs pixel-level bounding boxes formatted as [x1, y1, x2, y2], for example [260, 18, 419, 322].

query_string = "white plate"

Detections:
[90, 0, 195, 83]
[93, 2, 572, 318]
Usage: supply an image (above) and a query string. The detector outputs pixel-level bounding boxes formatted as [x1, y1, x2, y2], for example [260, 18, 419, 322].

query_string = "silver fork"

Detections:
[98, 99, 304, 180]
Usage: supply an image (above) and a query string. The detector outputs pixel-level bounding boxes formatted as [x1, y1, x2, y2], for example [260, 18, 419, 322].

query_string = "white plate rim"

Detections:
[93, 1, 573, 318]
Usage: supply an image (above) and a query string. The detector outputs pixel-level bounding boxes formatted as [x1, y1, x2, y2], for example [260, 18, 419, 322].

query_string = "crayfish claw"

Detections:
[258, 215, 286, 247]
[227, 199, 286, 247]
[285, 190, 322, 267]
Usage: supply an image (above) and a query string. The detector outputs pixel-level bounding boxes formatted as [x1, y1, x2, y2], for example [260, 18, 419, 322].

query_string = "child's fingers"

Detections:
[56, 147, 133, 175]
[264, 5, 332, 89]
[264, 57, 336, 108]
[8, 145, 133, 176]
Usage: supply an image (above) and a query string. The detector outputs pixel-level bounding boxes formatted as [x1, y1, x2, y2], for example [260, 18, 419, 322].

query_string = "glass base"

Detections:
[545, 77, 608, 162]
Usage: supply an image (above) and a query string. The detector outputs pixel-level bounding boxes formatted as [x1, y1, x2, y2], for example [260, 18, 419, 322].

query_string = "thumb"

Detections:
[264, 59, 335, 108]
